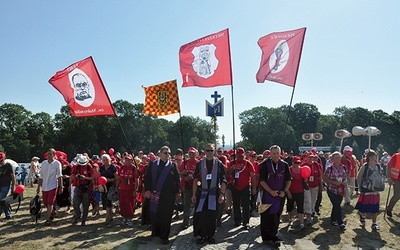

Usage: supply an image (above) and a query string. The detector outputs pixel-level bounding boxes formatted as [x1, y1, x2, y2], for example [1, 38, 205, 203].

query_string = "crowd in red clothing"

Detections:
[12, 144, 392, 246]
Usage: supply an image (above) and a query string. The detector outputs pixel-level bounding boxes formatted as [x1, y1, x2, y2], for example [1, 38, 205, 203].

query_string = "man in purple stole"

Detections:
[191, 143, 227, 244]
[144, 146, 180, 245]
[258, 145, 291, 246]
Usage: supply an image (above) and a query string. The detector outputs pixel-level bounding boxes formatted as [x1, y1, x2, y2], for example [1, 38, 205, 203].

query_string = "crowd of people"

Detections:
[0, 144, 399, 247]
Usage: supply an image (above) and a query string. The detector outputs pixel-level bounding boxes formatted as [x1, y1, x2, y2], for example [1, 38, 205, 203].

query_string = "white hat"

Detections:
[343, 146, 353, 152]
[31, 156, 40, 161]
[77, 155, 88, 166]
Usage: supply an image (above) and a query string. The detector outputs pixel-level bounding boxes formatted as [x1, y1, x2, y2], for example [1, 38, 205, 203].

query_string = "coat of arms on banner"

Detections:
[269, 40, 289, 73]
[157, 90, 168, 108]
[68, 68, 96, 107]
[191, 44, 219, 79]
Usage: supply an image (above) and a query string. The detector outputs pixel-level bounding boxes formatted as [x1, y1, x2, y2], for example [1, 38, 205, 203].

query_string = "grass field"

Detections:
[0, 184, 399, 250]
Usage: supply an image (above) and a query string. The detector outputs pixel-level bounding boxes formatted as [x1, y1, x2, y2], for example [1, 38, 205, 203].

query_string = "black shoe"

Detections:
[207, 237, 216, 244]
[387, 210, 393, 217]
[197, 237, 205, 244]
[72, 217, 81, 225]
[160, 238, 169, 245]
[81, 220, 87, 226]
[5, 216, 11, 220]
[243, 224, 250, 230]
[216, 220, 222, 227]
[344, 202, 350, 206]
[234, 222, 240, 227]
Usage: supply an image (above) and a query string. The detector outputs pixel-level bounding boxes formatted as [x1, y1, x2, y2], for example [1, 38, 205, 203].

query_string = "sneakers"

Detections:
[306, 218, 312, 225]
[121, 218, 127, 225]
[339, 223, 346, 230]
[126, 219, 133, 227]
[300, 224, 305, 230]
[331, 221, 338, 226]
[372, 223, 380, 230]
[386, 210, 393, 217]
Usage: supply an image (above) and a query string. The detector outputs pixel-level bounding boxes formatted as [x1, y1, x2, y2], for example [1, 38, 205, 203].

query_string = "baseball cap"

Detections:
[236, 147, 245, 155]
[293, 156, 302, 164]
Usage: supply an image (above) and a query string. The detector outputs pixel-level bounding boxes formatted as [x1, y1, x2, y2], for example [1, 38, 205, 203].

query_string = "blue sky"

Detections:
[1, 1, 399, 146]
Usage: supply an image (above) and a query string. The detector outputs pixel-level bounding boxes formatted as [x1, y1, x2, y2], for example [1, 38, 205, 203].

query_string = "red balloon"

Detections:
[14, 185, 25, 194]
[109, 148, 115, 156]
[98, 176, 107, 185]
[300, 166, 311, 179]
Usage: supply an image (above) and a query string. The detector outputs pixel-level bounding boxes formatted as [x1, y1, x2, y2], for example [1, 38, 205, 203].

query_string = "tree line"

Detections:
[1, 102, 398, 162]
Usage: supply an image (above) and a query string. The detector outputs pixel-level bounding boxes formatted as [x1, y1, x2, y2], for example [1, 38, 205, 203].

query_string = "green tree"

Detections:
[0, 103, 32, 161]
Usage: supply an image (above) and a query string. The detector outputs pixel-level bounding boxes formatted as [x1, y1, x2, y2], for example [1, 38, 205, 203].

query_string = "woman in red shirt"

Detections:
[287, 156, 306, 229]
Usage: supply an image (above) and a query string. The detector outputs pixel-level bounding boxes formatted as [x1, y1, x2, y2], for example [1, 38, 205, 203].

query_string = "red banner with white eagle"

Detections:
[179, 29, 232, 88]
[256, 27, 306, 87]
[48, 56, 115, 117]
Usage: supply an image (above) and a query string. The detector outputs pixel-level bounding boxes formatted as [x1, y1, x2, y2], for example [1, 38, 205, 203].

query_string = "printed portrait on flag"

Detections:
[256, 27, 306, 87]
[49, 56, 115, 117]
[68, 68, 95, 107]
[179, 29, 232, 88]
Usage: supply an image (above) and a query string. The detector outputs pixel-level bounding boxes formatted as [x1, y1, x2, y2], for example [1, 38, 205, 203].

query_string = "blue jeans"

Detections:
[0, 185, 11, 218]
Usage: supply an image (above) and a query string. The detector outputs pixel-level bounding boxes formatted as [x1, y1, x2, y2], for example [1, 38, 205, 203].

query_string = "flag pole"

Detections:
[178, 111, 187, 165]
[227, 29, 236, 159]
[91, 56, 137, 167]
[279, 28, 307, 148]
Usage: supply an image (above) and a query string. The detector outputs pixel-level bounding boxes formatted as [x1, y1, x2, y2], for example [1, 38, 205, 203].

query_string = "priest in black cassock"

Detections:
[144, 146, 180, 245]
[191, 143, 227, 244]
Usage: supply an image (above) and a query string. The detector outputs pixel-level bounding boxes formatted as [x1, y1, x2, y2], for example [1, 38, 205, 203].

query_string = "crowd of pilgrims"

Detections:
[27, 144, 386, 246]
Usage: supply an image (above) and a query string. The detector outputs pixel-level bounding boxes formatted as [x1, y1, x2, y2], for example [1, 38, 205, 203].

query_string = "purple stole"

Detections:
[150, 159, 172, 213]
[196, 158, 218, 212]
[262, 159, 285, 214]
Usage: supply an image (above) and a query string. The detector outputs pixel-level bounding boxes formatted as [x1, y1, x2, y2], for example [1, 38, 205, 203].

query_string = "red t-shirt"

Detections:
[91, 169, 101, 190]
[117, 165, 137, 190]
[179, 159, 198, 189]
[289, 166, 304, 193]
[301, 162, 322, 188]
[228, 159, 254, 191]
[71, 164, 92, 187]
[341, 156, 355, 177]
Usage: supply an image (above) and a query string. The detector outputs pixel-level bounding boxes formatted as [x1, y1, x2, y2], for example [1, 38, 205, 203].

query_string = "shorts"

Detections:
[43, 188, 58, 206]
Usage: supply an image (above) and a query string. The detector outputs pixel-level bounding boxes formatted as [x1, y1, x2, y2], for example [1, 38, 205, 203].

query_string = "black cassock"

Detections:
[144, 160, 180, 241]
[193, 159, 226, 238]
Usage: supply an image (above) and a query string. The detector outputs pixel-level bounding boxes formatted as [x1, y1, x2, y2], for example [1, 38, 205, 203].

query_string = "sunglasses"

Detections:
[205, 149, 214, 152]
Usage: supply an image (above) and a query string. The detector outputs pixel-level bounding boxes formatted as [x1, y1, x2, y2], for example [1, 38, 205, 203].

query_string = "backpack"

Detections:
[29, 194, 42, 223]
[361, 163, 385, 193]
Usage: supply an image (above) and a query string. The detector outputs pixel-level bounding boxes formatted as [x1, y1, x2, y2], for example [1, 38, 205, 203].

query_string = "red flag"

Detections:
[179, 29, 232, 88]
[49, 56, 115, 117]
[256, 27, 306, 87]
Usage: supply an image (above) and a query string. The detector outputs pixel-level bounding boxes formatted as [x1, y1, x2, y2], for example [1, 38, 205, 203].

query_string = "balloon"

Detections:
[300, 166, 311, 179]
[109, 148, 115, 156]
[98, 176, 107, 185]
[14, 185, 25, 194]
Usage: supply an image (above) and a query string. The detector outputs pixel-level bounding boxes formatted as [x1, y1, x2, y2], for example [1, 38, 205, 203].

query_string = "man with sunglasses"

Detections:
[0, 152, 16, 220]
[192, 143, 227, 244]
[144, 146, 180, 245]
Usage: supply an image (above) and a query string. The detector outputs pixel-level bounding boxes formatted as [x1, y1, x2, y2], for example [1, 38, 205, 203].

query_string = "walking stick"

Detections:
[384, 184, 392, 219]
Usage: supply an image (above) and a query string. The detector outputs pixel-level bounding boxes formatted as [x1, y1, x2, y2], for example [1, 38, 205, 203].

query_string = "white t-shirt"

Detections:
[39, 159, 62, 191]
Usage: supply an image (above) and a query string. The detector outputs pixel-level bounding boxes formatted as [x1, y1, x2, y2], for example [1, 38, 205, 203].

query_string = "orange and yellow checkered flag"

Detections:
[142, 80, 181, 116]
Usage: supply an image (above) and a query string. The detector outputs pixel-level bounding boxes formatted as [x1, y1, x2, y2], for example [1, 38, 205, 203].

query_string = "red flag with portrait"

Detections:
[48, 56, 115, 117]
[256, 27, 306, 87]
[179, 29, 232, 88]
